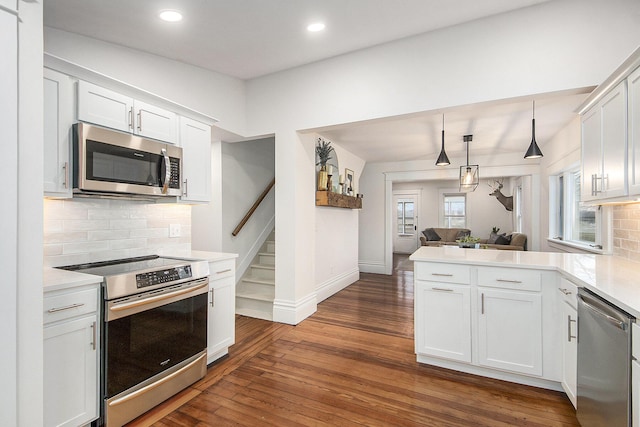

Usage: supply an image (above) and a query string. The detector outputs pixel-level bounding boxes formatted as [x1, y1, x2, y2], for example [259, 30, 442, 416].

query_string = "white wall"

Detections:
[315, 138, 366, 301]
[44, 27, 247, 136]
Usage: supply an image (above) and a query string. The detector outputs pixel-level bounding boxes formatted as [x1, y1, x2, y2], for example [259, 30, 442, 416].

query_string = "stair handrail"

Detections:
[232, 178, 275, 237]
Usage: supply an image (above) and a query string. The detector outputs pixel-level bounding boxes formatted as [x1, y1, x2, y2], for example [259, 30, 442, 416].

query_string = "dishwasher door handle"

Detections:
[578, 294, 628, 331]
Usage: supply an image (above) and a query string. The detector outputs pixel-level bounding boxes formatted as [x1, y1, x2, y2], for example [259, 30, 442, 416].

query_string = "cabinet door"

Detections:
[77, 80, 133, 133]
[44, 316, 98, 427]
[629, 68, 640, 196]
[560, 301, 577, 408]
[581, 106, 602, 202]
[179, 117, 211, 203]
[477, 288, 542, 376]
[207, 276, 235, 363]
[601, 80, 628, 198]
[44, 69, 74, 197]
[134, 100, 177, 144]
[415, 282, 471, 363]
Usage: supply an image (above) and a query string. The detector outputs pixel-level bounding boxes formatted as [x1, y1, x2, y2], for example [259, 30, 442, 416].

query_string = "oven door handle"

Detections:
[110, 279, 209, 312]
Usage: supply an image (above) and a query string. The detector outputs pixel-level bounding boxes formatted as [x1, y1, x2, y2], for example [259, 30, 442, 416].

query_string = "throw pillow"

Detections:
[455, 230, 470, 240]
[495, 234, 512, 245]
[422, 228, 441, 241]
[488, 232, 505, 244]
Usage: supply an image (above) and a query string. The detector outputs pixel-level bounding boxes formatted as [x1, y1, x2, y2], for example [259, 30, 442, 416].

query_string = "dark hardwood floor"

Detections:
[127, 254, 578, 426]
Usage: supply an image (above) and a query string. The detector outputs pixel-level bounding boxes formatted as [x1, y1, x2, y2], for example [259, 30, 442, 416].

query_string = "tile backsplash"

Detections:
[44, 198, 191, 267]
[613, 203, 640, 263]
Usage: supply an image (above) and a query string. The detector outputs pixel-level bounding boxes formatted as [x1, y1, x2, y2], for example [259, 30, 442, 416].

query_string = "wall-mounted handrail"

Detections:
[232, 178, 275, 236]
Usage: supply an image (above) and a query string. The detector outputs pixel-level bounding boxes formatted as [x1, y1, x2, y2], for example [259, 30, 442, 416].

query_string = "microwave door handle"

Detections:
[161, 148, 170, 194]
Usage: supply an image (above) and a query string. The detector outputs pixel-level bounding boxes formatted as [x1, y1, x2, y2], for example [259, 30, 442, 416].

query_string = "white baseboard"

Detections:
[316, 268, 359, 302]
[359, 260, 386, 274]
[273, 292, 317, 325]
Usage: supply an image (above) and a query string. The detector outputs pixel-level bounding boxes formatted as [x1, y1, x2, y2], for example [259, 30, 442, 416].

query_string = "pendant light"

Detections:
[459, 134, 479, 192]
[524, 100, 544, 159]
[435, 114, 450, 166]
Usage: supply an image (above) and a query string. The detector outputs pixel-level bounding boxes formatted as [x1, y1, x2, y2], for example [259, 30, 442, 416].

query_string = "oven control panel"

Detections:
[136, 265, 192, 288]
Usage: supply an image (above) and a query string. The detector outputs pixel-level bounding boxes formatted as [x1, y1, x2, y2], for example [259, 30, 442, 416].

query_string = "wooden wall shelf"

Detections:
[316, 191, 362, 209]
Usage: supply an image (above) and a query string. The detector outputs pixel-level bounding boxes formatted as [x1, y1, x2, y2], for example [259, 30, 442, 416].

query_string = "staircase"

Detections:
[236, 235, 275, 321]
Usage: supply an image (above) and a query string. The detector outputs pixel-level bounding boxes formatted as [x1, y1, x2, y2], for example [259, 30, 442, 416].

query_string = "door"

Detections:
[393, 193, 419, 254]
[477, 288, 542, 376]
[415, 282, 471, 363]
[561, 300, 577, 407]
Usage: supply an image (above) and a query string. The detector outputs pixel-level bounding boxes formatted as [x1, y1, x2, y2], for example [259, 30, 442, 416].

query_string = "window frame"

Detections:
[442, 193, 467, 229]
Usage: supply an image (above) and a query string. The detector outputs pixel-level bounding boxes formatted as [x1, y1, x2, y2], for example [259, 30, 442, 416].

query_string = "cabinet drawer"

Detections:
[415, 263, 470, 284]
[558, 277, 579, 308]
[477, 267, 541, 291]
[44, 287, 98, 325]
[633, 322, 640, 360]
[208, 259, 235, 281]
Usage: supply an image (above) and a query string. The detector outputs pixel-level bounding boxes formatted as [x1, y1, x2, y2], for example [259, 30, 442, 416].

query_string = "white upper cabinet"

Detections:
[581, 80, 628, 202]
[77, 81, 177, 144]
[44, 68, 75, 198]
[629, 67, 640, 196]
[179, 117, 211, 203]
[0, 0, 17, 11]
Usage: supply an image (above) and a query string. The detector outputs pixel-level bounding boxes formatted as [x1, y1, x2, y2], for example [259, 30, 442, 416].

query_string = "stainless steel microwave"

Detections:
[73, 122, 182, 199]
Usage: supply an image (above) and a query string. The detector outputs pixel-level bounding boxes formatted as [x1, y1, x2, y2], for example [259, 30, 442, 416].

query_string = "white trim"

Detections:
[416, 354, 563, 392]
[272, 293, 317, 325]
[358, 260, 386, 274]
[316, 268, 359, 302]
[547, 238, 607, 255]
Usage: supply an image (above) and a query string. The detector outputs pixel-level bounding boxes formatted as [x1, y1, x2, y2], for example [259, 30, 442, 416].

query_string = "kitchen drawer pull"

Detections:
[137, 111, 142, 131]
[128, 108, 134, 129]
[432, 287, 453, 292]
[431, 273, 453, 277]
[62, 162, 69, 189]
[558, 288, 572, 296]
[481, 293, 485, 314]
[183, 178, 188, 197]
[496, 279, 522, 284]
[47, 302, 85, 313]
[210, 289, 215, 307]
[216, 269, 232, 275]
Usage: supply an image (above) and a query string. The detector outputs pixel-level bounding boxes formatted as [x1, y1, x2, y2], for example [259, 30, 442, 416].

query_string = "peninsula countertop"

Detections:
[410, 246, 640, 318]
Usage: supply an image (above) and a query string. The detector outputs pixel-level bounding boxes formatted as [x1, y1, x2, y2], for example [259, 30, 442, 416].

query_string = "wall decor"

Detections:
[345, 168, 354, 195]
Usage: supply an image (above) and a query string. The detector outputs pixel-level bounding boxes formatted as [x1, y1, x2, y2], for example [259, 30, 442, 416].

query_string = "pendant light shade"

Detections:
[524, 100, 544, 159]
[459, 134, 479, 192]
[435, 114, 450, 166]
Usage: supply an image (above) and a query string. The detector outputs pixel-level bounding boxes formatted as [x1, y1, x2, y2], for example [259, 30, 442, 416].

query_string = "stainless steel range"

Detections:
[60, 255, 209, 427]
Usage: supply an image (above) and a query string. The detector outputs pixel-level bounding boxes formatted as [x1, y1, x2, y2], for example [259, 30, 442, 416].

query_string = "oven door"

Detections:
[103, 278, 208, 400]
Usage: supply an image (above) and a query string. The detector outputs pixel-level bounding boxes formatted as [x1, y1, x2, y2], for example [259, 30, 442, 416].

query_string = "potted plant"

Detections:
[456, 235, 480, 248]
[316, 138, 332, 190]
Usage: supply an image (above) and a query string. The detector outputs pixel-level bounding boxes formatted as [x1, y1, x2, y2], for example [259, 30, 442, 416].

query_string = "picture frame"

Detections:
[344, 168, 354, 194]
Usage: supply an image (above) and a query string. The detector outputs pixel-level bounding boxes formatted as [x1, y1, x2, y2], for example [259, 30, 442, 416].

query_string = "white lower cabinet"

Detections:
[415, 282, 471, 362]
[477, 288, 542, 376]
[207, 258, 236, 364]
[44, 283, 100, 427]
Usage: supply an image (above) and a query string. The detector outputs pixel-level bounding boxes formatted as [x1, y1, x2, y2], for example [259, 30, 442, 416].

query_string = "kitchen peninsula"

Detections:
[409, 246, 640, 401]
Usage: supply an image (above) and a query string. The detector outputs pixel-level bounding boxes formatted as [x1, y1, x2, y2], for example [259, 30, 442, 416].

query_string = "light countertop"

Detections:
[44, 250, 238, 291]
[410, 246, 640, 318]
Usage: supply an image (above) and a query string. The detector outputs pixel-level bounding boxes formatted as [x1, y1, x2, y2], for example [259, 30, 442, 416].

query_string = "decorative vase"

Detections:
[317, 166, 328, 190]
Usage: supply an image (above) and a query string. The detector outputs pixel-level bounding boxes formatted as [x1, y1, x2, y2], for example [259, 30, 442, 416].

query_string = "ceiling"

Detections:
[44, 0, 590, 163]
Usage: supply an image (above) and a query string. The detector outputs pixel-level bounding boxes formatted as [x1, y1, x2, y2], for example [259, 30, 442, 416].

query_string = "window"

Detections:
[396, 200, 415, 235]
[443, 194, 466, 228]
[552, 169, 601, 247]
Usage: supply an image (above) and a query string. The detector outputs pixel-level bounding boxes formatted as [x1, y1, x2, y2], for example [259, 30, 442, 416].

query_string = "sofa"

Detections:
[419, 228, 471, 246]
[420, 228, 527, 251]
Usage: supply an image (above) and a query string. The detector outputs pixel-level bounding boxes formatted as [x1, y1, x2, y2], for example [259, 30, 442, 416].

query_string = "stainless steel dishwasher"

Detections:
[577, 288, 634, 427]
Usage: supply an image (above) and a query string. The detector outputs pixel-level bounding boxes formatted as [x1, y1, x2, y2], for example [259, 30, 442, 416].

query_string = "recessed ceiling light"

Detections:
[159, 10, 183, 22]
[307, 22, 326, 32]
